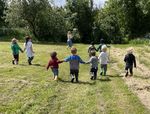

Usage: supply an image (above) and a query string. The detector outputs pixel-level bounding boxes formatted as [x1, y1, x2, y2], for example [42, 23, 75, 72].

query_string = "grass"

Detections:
[0, 41, 150, 114]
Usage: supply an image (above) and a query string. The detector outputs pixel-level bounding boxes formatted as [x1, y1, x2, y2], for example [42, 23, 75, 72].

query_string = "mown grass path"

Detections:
[0, 42, 150, 114]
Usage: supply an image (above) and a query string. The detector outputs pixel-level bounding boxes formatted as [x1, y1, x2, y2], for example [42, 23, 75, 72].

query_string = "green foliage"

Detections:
[66, 0, 94, 43]
[0, 0, 6, 26]
[129, 38, 150, 44]
[5, 0, 67, 42]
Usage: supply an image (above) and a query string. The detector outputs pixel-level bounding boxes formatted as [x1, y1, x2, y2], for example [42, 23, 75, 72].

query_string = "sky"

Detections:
[54, 0, 107, 7]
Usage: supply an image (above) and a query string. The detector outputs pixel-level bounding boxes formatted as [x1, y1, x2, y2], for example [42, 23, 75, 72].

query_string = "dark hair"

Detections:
[91, 51, 96, 56]
[25, 36, 31, 46]
[91, 41, 94, 45]
[50, 52, 57, 58]
[100, 39, 104, 44]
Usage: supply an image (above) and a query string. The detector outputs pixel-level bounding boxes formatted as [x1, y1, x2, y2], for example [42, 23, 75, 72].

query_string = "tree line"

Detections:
[0, 0, 150, 43]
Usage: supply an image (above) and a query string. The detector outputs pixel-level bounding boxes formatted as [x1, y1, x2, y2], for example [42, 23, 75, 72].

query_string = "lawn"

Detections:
[0, 42, 150, 114]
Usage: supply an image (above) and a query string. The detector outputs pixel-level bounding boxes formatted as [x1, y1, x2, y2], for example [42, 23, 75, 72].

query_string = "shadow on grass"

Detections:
[107, 75, 123, 78]
[97, 78, 111, 82]
[58, 78, 96, 85]
[134, 75, 150, 79]
[19, 64, 45, 67]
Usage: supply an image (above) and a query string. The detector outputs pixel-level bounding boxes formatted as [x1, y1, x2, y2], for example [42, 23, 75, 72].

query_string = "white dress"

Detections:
[98, 52, 109, 64]
[24, 41, 34, 57]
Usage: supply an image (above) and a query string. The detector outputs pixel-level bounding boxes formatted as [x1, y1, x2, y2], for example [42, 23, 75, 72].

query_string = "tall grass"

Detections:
[129, 38, 150, 45]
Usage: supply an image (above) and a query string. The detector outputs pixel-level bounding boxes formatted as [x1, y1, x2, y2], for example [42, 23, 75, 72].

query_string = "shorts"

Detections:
[51, 68, 59, 76]
[70, 69, 79, 77]
[90, 67, 98, 73]
[67, 40, 73, 47]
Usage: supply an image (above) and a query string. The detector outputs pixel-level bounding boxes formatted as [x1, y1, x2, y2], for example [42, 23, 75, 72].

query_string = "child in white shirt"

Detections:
[98, 45, 109, 77]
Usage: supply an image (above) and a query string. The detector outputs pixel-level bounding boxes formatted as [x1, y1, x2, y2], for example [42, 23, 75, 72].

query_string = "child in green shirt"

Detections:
[11, 38, 23, 65]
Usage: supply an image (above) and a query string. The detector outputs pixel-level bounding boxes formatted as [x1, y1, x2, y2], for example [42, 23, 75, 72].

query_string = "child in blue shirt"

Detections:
[64, 47, 85, 83]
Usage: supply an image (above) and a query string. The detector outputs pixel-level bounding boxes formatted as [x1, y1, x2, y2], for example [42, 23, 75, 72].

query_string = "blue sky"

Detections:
[54, 0, 107, 7]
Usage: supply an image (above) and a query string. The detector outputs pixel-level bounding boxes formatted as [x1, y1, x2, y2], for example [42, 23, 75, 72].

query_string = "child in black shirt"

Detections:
[124, 48, 136, 77]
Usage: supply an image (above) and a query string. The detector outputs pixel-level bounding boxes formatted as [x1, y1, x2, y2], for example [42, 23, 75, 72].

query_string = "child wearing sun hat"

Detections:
[11, 38, 23, 65]
[124, 47, 136, 77]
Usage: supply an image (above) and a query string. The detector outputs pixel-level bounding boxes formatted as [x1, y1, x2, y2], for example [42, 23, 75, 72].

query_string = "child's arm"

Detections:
[46, 60, 52, 70]
[124, 55, 127, 62]
[133, 56, 136, 68]
[57, 60, 64, 64]
[79, 57, 85, 64]
[64, 56, 71, 62]
[86, 58, 92, 64]
[19, 46, 24, 53]
[96, 45, 101, 52]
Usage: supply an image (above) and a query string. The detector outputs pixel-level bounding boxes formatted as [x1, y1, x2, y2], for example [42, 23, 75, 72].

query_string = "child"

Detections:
[11, 38, 23, 65]
[64, 47, 85, 83]
[67, 31, 73, 48]
[47, 52, 63, 80]
[86, 51, 98, 80]
[124, 48, 136, 77]
[96, 38, 105, 52]
[88, 42, 96, 57]
[24, 36, 34, 65]
[98, 45, 109, 78]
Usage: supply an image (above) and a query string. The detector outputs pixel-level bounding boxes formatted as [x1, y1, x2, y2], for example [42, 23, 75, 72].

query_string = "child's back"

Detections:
[66, 55, 84, 70]
[124, 53, 136, 66]
[64, 47, 85, 82]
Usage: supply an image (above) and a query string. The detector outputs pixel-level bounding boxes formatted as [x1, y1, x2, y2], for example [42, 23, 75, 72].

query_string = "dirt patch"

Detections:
[110, 46, 150, 110]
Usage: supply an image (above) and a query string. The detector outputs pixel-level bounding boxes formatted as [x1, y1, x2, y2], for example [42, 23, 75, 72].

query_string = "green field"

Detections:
[0, 42, 150, 114]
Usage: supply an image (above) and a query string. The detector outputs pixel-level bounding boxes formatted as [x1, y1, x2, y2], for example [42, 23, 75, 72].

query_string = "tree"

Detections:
[0, 0, 6, 26]
[66, 0, 94, 43]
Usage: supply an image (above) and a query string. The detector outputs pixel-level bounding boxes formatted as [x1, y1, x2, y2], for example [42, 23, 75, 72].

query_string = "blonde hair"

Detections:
[11, 38, 17, 43]
[127, 47, 133, 54]
[102, 45, 107, 52]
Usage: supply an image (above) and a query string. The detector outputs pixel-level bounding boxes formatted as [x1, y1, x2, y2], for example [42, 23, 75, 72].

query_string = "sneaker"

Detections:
[54, 76, 58, 80]
[100, 72, 103, 75]
[12, 60, 15, 65]
[71, 78, 74, 83]
[90, 76, 94, 80]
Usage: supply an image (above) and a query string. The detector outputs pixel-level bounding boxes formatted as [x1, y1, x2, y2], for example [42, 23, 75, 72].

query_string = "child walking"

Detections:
[11, 38, 23, 65]
[47, 52, 63, 80]
[124, 48, 136, 77]
[67, 31, 73, 48]
[88, 42, 96, 57]
[64, 47, 85, 83]
[24, 36, 34, 65]
[86, 51, 98, 80]
[98, 45, 109, 79]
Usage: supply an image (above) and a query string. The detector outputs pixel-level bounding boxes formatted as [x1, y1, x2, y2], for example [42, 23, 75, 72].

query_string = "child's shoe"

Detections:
[125, 72, 128, 77]
[12, 60, 15, 65]
[100, 72, 103, 75]
[54, 76, 58, 80]
[90, 76, 94, 80]
[71, 78, 74, 83]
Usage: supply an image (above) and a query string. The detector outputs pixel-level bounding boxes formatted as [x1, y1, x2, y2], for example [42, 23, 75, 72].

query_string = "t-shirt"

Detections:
[24, 41, 34, 57]
[98, 52, 109, 64]
[11, 43, 21, 55]
[124, 53, 136, 67]
[87, 56, 98, 68]
[64, 55, 85, 70]
[47, 57, 63, 69]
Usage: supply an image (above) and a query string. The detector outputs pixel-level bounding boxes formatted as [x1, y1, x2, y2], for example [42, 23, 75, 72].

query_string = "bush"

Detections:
[129, 38, 150, 45]
[0, 28, 31, 41]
